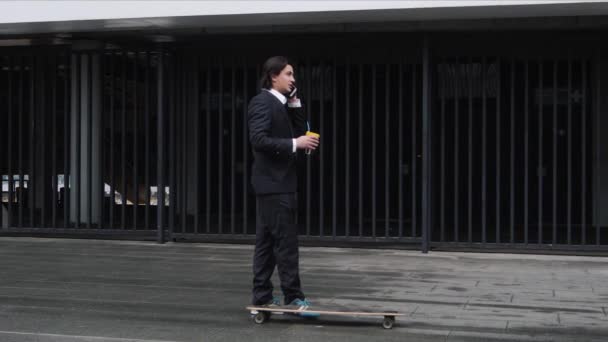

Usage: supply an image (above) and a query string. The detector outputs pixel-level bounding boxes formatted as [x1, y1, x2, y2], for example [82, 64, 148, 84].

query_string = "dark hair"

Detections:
[259, 56, 289, 90]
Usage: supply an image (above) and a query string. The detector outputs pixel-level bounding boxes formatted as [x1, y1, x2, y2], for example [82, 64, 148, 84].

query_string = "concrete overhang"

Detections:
[1, 1, 608, 36]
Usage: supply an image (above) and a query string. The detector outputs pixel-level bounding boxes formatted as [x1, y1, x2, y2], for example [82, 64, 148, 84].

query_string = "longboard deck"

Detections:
[246, 306, 403, 317]
[247, 305, 402, 329]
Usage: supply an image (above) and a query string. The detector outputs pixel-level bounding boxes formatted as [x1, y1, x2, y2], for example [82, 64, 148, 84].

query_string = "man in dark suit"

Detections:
[248, 56, 319, 313]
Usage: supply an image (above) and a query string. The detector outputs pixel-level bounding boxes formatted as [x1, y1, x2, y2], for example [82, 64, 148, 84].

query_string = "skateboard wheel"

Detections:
[254, 311, 270, 324]
[382, 316, 395, 329]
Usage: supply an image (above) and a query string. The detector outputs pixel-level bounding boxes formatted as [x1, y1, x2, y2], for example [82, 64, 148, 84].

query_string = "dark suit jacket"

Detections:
[248, 90, 307, 195]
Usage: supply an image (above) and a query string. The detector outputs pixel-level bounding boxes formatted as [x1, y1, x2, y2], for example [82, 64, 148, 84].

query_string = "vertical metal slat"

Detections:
[440, 58, 446, 243]
[194, 56, 200, 233]
[218, 61, 224, 234]
[40, 56, 47, 228]
[358, 63, 363, 237]
[18, 55, 24, 228]
[411, 63, 417, 238]
[29, 55, 36, 228]
[121, 52, 127, 229]
[524, 60, 529, 244]
[385, 64, 390, 238]
[371, 63, 376, 238]
[109, 52, 115, 229]
[206, 61, 211, 233]
[242, 60, 248, 235]
[181, 56, 187, 233]
[87, 53, 93, 229]
[552, 60, 558, 244]
[345, 58, 351, 237]
[481, 56, 487, 244]
[566, 56, 572, 245]
[538, 59, 544, 245]
[332, 58, 338, 238]
[595, 52, 601, 245]
[133, 52, 139, 230]
[75, 53, 81, 229]
[510, 58, 515, 244]
[64, 53, 70, 229]
[397, 61, 403, 238]
[496, 58, 501, 243]
[467, 56, 473, 243]
[168, 53, 176, 236]
[581, 59, 587, 245]
[305, 60, 312, 237]
[7, 56, 13, 228]
[145, 52, 150, 230]
[421, 36, 431, 253]
[454, 58, 460, 242]
[230, 61, 236, 235]
[97, 53, 104, 230]
[319, 61, 325, 237]
[157, 49, 165, 243]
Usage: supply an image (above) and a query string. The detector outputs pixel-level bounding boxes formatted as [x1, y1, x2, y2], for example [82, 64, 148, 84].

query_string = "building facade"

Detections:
[1, 1, 608, 253]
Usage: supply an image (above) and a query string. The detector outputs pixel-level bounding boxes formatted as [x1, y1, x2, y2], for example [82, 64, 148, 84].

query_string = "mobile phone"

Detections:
[287, 86, 297, 99]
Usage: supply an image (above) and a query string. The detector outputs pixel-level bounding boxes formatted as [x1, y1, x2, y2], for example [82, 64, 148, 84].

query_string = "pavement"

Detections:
[0, 237, 607, 341]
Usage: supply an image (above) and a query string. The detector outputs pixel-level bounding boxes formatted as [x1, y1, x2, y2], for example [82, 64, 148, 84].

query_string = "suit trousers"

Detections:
[251, 193, 305, 305]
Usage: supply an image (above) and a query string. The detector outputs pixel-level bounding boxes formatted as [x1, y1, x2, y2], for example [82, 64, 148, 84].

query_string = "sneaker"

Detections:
[250, 296, 281, 315]
[287, 298, 320, 318]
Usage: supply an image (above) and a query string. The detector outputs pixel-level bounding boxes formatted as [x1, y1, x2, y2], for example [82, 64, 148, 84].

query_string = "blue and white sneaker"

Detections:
[287, 298, 320, 318]
[250, 296, 281, 315]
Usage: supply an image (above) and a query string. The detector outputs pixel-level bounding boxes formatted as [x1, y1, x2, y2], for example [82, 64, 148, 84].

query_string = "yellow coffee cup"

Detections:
[305, 131, 320, 155]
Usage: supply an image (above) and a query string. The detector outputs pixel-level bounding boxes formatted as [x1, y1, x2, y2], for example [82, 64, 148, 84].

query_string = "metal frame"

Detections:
[0, 32, 606, 253]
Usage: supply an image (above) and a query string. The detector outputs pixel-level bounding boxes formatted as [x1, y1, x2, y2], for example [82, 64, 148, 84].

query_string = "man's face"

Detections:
[271, 64, 295, 94]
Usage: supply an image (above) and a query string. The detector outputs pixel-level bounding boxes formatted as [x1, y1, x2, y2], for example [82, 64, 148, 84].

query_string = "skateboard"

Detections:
[246, 306, 403, 329]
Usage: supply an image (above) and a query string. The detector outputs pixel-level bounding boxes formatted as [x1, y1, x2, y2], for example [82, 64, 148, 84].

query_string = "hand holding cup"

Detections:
[296, 131, 320, 155]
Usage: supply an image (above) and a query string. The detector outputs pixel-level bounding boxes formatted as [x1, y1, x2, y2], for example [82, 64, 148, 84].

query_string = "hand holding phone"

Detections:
[287, 85, 297, 99]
